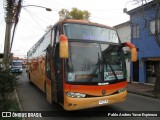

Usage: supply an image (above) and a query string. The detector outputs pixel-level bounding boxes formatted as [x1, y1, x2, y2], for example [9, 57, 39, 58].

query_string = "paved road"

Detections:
[15, 70, 160, 120]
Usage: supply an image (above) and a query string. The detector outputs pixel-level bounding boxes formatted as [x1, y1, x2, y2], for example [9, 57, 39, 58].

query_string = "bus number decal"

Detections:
[99, 100, 108, 105]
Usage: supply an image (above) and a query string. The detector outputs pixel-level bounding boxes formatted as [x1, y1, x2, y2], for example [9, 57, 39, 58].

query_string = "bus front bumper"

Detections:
[64, 90, 127, 111]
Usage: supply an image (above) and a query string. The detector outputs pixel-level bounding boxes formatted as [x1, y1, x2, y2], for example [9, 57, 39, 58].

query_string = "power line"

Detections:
[15, 19, 46, 42]
[24, 8, 45, 31]
[91, 16, 115, 21]
[22, 8, 53, 26]
[23, 8, 58, 20]
[87, 9, 123, 11]
[19, 18, 45, 32]
[51, 0, 66, 7]
[15, 17, 47, 41]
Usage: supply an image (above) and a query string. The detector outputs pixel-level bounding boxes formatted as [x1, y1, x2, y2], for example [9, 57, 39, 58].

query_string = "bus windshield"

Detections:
[63, 23, 119, 43]
[66, 42, 126, 84]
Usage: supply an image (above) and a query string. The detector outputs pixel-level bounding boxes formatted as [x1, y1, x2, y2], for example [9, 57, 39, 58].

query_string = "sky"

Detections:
[0, 0, 137, 58]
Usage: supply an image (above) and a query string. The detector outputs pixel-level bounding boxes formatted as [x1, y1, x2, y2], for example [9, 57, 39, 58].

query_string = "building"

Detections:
[127, 1, 160, 84]
[114, 21, 131, 82]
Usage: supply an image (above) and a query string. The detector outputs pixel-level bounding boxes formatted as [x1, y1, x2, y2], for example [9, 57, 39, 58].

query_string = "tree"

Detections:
[59, 9, 70, 20]
[59, 8, 91, 20]
[130, 0, 160, 95]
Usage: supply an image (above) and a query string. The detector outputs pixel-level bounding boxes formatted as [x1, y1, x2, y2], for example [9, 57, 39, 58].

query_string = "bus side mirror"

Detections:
[59, 34, 69, 58]
[122, 42, 137, 62]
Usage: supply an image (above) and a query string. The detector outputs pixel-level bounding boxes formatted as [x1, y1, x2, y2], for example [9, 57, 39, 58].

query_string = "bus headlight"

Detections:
[118, 88, 126, 93]
[66, 92, 86, 98]
[68, 72, 75, 81]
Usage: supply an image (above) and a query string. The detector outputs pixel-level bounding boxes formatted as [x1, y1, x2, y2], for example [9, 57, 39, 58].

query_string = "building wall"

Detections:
[131, 6, 160, 59]
[116, 24, 131, 42]
[129, 2, 160, 84]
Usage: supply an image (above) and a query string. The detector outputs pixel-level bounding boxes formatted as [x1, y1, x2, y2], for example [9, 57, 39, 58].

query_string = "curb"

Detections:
[127, 90, 158, 99]
[14, 87, 25, 120]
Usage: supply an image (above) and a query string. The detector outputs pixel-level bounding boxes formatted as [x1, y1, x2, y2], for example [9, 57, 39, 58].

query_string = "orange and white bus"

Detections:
[27, 19, 137, 111]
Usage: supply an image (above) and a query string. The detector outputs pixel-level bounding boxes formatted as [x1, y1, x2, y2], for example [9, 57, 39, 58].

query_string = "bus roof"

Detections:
[58, 19, 115, 30]
[27, 19, 117, 58]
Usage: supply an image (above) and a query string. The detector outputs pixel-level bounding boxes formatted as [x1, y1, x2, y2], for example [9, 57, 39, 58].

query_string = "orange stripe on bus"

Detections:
[64, 81, 127, 96]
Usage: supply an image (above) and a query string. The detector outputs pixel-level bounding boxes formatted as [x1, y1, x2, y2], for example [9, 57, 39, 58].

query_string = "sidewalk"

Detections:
[127, 82, 159, 99]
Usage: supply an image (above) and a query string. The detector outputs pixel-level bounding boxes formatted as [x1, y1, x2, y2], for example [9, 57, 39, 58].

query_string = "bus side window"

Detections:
[53, 27, 62, 78]
[46, 45, 51, 79]
[55, 44, 62, 73]
[52, 26, 59, 47]
[52, 26, 59, 56]
[55, 27, 62, 73]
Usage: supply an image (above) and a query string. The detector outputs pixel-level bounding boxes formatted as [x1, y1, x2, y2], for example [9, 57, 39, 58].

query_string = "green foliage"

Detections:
[0, 68, 17, 111]
[59, 8, 91, 20]
[0, 100, 22, 120]
[0, 69, 22, 120]
[59, 9, 70, 19]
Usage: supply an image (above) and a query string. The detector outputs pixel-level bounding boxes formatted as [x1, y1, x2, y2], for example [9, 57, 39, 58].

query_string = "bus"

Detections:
[27, 19, 137, 111]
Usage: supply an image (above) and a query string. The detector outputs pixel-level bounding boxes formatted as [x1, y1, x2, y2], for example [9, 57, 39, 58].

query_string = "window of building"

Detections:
[146, 61, 159, 84]
[133, 25, 139, 38]
[149, 19, 160, 34]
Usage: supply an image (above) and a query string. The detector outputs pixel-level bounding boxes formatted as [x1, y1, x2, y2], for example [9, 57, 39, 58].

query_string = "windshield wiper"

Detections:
[102, 44, 119, 81]
[88, 53, 102, 82]
[105, 60, 119, 81]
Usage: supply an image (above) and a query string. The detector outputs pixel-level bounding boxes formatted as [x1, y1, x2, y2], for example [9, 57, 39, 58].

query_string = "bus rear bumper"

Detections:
[64, 90, 127, 111]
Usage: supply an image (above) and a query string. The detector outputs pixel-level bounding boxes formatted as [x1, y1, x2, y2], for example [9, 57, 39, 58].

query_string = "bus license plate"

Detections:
[99, 100, 108, 104]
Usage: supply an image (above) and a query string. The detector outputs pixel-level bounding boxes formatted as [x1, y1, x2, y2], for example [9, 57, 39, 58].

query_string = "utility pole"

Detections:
[3, 0, 22, 68]
[3, 17, 12, 68]
[3, 0, 50, 69]
[3, 0, 13, 68]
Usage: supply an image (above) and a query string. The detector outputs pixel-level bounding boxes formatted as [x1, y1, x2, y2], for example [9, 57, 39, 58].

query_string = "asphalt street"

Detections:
[15, 69, 160, 120]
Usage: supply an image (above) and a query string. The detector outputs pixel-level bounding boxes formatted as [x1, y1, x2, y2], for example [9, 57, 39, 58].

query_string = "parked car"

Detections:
[10, 60, 23, 73]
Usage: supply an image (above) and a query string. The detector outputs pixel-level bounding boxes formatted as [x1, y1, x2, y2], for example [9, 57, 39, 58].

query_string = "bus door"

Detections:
[45, 45, 52, 104]
[54, 44, 64, 104]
